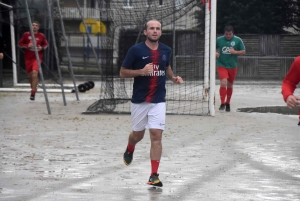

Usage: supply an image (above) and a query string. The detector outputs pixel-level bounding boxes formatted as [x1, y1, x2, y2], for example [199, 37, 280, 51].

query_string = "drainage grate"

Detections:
[237, 106, 298, 115]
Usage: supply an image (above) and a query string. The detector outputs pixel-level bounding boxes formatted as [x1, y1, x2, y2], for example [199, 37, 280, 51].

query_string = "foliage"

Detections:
[193, 3, 205, 33]
[195, 0, 298, 34]
[217, 0, 297, 34]
[291, 0, 300, 33]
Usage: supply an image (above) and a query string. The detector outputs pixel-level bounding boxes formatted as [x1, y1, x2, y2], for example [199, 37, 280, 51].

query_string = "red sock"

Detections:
[219, 86, 227, 104]
[127, 143, 135, 152]
[151, 160, 160, 175]
[31, 90, 36, 95]
[226, 87, 233, 104]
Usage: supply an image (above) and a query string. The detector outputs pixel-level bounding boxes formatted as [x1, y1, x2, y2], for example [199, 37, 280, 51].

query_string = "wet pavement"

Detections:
[0, 82, 300, 201]
[237, 106, 298, 115]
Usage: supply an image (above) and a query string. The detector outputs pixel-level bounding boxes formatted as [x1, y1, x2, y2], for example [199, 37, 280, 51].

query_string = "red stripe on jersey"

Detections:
[145, 50, 160, 102]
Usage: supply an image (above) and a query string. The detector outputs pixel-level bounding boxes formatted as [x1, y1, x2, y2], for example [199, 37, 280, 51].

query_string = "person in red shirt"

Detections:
[281, 56, 300, 124]
[19, 21, 48, 100]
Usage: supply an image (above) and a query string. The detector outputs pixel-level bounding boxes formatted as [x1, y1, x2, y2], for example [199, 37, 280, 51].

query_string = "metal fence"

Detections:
[236, 56, 295, 80]
[59, 33, 299, 80]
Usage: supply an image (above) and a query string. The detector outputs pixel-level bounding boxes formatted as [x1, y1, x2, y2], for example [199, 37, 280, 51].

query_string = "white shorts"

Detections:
[131, 102, 166, 131]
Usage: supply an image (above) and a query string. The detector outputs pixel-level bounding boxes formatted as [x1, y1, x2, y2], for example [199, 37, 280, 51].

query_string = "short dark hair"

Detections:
[32, 21, 40, 26]
[224, 25, 234, 33]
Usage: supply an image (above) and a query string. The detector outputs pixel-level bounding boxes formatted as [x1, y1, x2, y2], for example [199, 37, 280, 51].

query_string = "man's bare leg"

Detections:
[28, 72, 33, 89]
[225, 81, 233, 111]
[148, 128, 163, 187]
[123, 130, 145, 166]
[31, 70, 38, 92]
[149, 129, 162, 161]
[28, 70, 38, 100]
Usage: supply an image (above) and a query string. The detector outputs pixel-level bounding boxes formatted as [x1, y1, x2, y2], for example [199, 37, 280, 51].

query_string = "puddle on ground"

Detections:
[237, 106, 298, 115]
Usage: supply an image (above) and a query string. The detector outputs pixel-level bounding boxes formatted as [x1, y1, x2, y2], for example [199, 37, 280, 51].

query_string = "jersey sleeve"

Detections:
[216, 38, 219, 49]
[282, 57, 300, 101]
[41, 34, 48, 49]
[166, 48, 172, 67]
[238, 38, 246, 51]
[19, 33, 28, 49]
[122, 46, 137, 69]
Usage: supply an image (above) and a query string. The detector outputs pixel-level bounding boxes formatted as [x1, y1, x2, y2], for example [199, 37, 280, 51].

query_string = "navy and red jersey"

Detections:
[18, 31, 48, 60]
[122, 42, 172, 103]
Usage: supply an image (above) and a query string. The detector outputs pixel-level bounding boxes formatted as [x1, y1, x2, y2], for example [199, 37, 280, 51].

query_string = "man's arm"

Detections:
[216, 50, 220, 58]
[36, 33, 48, 51]
[41, 34, 48, 50]
[120, 63, 154, 78]
[282, 57, 300, 108]
[230, 48, 246, 55]
[18, 33, 29, 49]
[230, 39, 246, 55]
[166, 66, 183, 84]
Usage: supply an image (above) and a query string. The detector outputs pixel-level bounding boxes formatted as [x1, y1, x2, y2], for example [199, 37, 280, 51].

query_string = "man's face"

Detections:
[32, 23, 39, 32]
[224, 31, 233, 40]
[144, 21, 162, 42]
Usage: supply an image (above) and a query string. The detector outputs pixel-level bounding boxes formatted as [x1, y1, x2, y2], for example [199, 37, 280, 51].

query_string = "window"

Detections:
[123, 25, 136, 30]
[175, 0, 185, 9]
[146, 0, 152, 7]
[99, 0, 110, 9]
[90, 0, 96, 8]
[124, 0, 133, 7]
[175, 25, 186, 30]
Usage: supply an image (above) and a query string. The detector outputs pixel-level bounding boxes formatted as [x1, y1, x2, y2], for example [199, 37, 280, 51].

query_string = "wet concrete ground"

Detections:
[0, 82, 300, 201]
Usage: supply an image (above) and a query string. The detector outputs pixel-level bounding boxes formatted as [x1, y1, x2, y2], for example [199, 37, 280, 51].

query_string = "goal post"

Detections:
[209, 0, 216, 116]
[0, 2, 76, 91]
[82, 0, 216, 116]
[0, 3, 17, 86]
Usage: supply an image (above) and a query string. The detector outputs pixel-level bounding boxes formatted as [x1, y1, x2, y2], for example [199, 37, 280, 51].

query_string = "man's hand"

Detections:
[37, 45, 43, 51]
[286, 95, 300, 109]
[216, 52, 220, 58]
[0, 53, 3, 59]
[172, 76, 183, 84]
[28, 40, 33, 48]
[142, 63, 154, 75]
[229, 47, 236, 54]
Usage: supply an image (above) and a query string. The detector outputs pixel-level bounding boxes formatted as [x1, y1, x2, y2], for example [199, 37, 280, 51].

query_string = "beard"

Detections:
[147, 36, 159, 42]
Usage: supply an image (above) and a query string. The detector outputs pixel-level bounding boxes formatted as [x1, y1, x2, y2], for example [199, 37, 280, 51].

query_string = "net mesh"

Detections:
[5, 0, 210, 115]
[81, 0, 210, 115]
[1, 4, 69, 88]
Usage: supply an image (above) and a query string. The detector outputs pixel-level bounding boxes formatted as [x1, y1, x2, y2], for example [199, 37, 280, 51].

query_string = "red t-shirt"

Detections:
[18, 31, 48, 60]
[282, 56, 300, 102]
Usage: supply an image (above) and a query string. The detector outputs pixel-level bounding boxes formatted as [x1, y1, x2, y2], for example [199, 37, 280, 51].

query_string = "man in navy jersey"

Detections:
[120, 19, 183, 187]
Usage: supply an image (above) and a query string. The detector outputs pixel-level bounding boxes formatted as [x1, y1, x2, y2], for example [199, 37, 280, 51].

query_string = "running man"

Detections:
[19, 21, 48, 101]
[216, 25, 246, 112]
[282, 56, 300, 124]
[120, 19, 183, 187]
